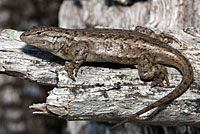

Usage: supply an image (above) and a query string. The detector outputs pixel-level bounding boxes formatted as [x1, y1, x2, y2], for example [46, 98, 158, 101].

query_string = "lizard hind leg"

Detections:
[134, 26, 183, 46]
[138, 52, 174, 88]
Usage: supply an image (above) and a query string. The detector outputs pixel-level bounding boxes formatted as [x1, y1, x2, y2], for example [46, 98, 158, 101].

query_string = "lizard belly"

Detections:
[86, 41, 141, 65]
[86, 52, 139, 65]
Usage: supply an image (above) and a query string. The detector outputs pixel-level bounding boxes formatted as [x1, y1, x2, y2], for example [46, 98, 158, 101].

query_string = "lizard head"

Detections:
[20, 26, 66, 54]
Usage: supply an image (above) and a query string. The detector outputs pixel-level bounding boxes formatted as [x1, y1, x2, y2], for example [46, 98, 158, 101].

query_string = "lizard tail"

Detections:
[110, 53, 193, 130]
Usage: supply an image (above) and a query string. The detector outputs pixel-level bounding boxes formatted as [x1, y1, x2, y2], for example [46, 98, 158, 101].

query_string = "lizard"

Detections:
[20, 26, 193, 130]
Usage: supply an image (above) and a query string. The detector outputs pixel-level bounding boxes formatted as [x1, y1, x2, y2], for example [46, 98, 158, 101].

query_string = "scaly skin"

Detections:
[20, 26, 193, 130]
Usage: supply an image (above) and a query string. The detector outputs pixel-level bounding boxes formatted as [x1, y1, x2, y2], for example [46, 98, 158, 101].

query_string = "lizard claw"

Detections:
[74, 68, 79, 77]
[64, 62, 76, 81]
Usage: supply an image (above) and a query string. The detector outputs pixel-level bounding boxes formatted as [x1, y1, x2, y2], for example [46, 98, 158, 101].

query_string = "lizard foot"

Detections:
[138, 53, 174, 88]
[158, 32, 183, 47]
[64, 62, 79, 81]
[150, 66, 175, 88]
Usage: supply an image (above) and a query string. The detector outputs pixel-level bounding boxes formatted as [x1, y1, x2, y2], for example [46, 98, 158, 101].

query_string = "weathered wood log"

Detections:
[59, 0, 200, 30]
[0, 27, 199, 128]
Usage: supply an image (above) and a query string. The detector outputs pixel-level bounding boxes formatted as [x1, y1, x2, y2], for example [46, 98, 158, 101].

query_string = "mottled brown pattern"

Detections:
[20, 26, 193, 130]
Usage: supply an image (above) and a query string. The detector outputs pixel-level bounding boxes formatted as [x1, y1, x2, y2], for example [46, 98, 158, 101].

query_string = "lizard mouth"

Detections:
[20, 32, 28, 42]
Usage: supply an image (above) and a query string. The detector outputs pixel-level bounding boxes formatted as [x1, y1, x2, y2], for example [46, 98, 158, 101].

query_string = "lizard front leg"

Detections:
[138, 52, 173, 88]
[64, 41, 89, 81]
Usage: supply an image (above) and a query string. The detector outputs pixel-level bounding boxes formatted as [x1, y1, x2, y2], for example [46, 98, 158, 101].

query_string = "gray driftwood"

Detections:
[0, 28, 200, 128]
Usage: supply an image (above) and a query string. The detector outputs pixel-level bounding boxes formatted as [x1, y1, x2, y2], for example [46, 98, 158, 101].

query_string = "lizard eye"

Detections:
[36, 31, 42, 35]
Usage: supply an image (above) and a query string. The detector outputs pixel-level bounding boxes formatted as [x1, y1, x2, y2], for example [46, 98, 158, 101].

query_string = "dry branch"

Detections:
[0, 28, 200, 128]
